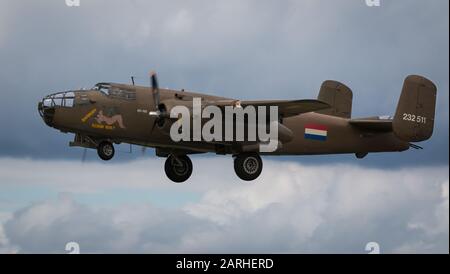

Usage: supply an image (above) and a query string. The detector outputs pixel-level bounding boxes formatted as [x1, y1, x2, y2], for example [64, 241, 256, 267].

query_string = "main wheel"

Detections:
[164, 155, 193, 183]
[234, 153, 263, 181]
[97, 141, 115, 161]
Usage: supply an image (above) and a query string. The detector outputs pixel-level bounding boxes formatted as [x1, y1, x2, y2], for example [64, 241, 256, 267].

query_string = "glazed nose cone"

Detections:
[38, 96, 56, 126]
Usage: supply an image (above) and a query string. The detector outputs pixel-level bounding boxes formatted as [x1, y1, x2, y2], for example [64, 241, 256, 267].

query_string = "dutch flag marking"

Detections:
[304, 124, 328, 141]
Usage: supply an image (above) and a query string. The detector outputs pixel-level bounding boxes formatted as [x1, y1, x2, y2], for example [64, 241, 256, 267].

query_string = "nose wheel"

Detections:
[97, 141, 115, 161]
[234, 153, 263, 181]
[164, 155, 193, 183]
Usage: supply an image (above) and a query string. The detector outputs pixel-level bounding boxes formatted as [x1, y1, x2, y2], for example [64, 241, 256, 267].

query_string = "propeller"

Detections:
[148, 71, 168, 131]
[150, 71, 160, 110]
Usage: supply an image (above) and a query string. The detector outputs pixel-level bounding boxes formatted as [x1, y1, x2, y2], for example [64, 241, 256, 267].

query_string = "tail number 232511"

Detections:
[403, 113, 427, 124]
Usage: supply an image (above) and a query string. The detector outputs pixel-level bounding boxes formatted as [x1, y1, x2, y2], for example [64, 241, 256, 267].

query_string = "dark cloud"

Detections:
[0, 0, 448, 165]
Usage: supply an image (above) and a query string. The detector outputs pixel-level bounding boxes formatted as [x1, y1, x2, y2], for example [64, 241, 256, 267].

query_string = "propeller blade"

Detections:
[150, 71, 160, 108]
[149, 71, 168, 131]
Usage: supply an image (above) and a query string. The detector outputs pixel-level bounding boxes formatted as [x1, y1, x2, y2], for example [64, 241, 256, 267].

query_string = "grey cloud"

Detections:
[0, 0, 447, 166]
[2, 193, 209, 253]
[0, 0, 448, 255]
[0, 158, 448, 253]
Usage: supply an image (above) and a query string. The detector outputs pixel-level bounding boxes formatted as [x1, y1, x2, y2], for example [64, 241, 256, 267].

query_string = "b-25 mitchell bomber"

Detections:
[38, 73, 437, 183]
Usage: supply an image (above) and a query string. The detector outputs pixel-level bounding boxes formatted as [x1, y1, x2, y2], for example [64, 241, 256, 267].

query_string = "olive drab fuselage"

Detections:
[40, 85, 410, 155]
[38, 74, 437, 182]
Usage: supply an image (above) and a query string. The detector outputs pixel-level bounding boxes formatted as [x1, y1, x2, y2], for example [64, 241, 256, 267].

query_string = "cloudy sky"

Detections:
[0, 0, 448, 253]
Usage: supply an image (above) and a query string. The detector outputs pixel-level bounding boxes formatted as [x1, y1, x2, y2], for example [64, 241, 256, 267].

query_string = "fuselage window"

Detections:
[107, 88, 136, 100]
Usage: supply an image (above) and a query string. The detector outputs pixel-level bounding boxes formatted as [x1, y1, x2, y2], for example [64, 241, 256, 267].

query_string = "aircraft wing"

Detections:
[205, 99, 330, 118]
[349, 117, 393, 132]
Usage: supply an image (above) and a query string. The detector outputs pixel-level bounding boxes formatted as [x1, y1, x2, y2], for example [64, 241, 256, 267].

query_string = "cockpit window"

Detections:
[99, 86, 111, 95]
[94, 83, 136, 100]
[43, 91, 76, 108]
[93, 83, 111, 95]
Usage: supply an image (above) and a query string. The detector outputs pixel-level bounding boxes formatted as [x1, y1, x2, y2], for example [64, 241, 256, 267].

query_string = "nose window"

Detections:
[63, 92, 75, 107]
[43, 99, 53, 107]
[53, 94, 63, 106]
[43, 91, 76, 108]
[65, 98, 74, 107]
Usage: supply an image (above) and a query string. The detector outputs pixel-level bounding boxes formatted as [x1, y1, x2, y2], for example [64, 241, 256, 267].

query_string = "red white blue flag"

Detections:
[304, 124, 328, 141]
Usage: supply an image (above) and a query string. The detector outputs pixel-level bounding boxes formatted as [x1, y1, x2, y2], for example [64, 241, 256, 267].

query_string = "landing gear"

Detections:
[164, 155, 193, 183]
[97, 141, 115, 161]
[234, 153, 263, 181]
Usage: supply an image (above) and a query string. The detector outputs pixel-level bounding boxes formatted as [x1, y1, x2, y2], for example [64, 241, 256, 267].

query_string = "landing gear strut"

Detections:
[97, 141, 115, 161]
[234, 153, 263, 181]
[164, 155, 193, 183]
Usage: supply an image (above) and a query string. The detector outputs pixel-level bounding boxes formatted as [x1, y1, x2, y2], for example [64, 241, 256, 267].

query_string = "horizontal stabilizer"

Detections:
[349, 117, 393, 132]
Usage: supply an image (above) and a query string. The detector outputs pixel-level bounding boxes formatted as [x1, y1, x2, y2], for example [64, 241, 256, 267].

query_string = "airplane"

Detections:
[38, 73, 437, 183]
